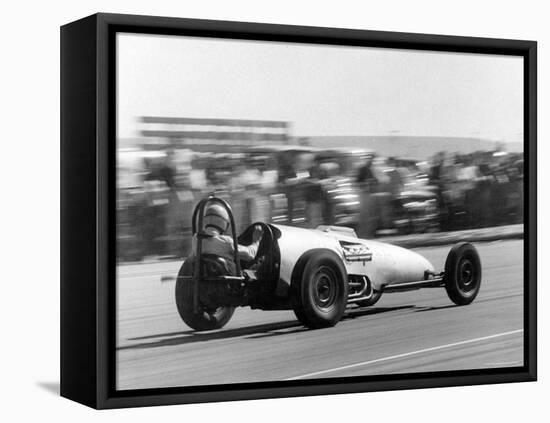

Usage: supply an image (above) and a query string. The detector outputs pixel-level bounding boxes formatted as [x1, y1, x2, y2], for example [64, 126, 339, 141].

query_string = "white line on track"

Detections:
[285, 329, 523, 380]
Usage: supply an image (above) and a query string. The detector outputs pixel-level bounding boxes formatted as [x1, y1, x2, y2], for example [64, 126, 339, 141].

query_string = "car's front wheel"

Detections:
[444, 242, 482, 305]
[291, 251, 348, 329]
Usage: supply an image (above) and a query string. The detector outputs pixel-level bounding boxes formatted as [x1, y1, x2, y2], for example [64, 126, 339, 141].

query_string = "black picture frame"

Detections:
[60, 12, 537, 409]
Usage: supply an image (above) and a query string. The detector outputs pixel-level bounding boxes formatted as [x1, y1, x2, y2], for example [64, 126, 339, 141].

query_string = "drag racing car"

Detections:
[175, 196, 482, 331]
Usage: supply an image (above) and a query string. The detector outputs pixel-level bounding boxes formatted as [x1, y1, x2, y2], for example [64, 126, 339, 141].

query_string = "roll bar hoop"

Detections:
[190, 196, 242, 311]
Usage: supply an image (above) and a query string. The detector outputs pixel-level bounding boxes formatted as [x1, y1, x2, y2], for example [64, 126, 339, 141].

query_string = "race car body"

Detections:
[275, 224, 434, 292]
[175, 196, 482, 330]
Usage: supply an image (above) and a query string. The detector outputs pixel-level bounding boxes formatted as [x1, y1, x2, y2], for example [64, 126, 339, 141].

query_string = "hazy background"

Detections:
[115, 31, 525, 261]
[118, 33, 523, 147]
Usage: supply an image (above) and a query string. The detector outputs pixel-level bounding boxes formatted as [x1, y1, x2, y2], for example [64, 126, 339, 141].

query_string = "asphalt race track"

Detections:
[116, 240, 524, 390]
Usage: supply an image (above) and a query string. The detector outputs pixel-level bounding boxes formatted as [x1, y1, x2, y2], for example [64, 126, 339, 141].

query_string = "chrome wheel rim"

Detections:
[312, 266, 338, 309]
[458, 258, 476, 292]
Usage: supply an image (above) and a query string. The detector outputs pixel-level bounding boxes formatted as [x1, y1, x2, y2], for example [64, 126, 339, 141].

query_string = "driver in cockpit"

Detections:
[191, 202, 263, 273]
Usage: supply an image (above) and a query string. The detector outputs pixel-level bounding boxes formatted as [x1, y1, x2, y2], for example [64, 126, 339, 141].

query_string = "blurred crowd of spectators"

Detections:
[116, 144, 523, 262]
[429, 150, 523, 230]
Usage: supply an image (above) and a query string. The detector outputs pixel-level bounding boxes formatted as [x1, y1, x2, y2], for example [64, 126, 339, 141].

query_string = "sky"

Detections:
[117, 33, 523, 143]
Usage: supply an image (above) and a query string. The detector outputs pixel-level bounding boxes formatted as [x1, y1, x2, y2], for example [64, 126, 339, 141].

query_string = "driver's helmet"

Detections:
[203, 203, 230, 234]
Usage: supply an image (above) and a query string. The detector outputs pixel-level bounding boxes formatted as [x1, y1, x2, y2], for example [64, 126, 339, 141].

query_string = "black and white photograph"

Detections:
[114, 30, 526, 391]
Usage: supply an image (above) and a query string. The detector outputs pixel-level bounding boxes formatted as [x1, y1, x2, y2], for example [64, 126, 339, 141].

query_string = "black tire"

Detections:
[444, 242, 482, 305]
[175, 262, 235, 331]
[356, 291, 383, 307]
[291, 251, 348, 329]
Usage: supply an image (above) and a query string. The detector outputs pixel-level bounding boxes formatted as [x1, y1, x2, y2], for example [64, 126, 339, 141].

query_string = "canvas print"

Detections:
[115, 32, 524, 390]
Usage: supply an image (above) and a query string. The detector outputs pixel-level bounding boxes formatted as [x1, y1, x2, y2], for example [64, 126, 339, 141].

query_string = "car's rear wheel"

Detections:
[444, 242, 482, 305]
[291, 251, 348, 329]
[175, 262, 235, 331]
